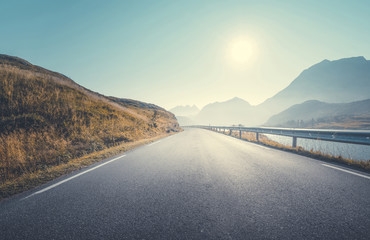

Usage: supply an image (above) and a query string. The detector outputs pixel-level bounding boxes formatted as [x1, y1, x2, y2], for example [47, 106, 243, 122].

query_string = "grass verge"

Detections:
[0, 132, 177, 201]
[218, 129, 370, 173]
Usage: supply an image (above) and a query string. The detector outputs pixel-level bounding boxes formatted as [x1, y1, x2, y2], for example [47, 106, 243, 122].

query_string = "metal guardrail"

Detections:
[186, 125, 370, 147]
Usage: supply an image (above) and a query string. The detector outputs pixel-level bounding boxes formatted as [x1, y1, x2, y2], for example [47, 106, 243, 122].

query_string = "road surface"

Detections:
[1, 128, 369, 239]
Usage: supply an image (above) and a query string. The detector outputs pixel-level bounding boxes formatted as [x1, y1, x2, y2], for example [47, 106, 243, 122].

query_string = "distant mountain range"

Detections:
[169, 105, 200, 117]
[195, 97, 255, 126]
[258, 56, 370, 119]
[171, 56, 370, 128]
[265, 99, 370, 129]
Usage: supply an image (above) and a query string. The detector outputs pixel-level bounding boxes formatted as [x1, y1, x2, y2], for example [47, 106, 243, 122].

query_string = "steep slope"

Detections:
[0, 54, 179, 182]
[108, 97, 179, 132]
[195, 97, 256, 126]
[265, 99, 370, 129]
[257, 57, 370, 122]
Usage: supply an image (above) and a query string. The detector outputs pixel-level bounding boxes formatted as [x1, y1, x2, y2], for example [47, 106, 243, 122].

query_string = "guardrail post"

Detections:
[239, 130, 242, 139]
[292, 136, 297, 148]
[193, 125, 370, 146]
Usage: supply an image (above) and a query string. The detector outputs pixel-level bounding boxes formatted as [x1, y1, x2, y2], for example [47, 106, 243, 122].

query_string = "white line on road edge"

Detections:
[21, 155, 126, 200]
[322, 164, 370, 180]
[148, 140, 161, 146]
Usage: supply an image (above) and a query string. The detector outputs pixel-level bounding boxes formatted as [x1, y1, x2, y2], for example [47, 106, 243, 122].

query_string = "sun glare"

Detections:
[227, 37, 257, 67]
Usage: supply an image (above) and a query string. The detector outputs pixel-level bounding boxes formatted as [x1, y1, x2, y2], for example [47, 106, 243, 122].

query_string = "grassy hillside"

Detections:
[0, 54, 180, 183]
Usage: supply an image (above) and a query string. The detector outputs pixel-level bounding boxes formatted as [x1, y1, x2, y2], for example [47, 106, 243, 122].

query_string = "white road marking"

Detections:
[322, 164, 370, 180]
[148, 140, 161, 146]
[22, 155, 126, 200]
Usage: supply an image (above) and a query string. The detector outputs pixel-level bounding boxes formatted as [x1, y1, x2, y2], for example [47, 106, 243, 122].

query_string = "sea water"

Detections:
[265, 134, 370, 161]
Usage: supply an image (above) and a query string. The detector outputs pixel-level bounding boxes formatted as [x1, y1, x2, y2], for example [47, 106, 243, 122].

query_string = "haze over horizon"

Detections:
[1, 0, 370, 110]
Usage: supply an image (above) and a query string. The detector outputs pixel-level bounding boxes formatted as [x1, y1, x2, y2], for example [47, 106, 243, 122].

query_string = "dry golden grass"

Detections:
[222, 129, 370, 173]
[0, 61, 180, 187]
[313, 115, 370, 129]
[0, 132, 176, 200]
[271, 115, 370, 130]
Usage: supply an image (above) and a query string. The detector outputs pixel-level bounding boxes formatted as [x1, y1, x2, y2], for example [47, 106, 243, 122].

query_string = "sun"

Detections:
[227, 37, 257, 67]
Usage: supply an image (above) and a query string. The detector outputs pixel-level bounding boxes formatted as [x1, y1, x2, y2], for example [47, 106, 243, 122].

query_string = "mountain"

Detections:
[169, 105, 199, 126]
[265, 99, 370, 129]
[175, 116, 195, 126]
[169, 105, 200, 117]
[186, 57, 370, 126]
[195, 97, 257, 126]
[0, 54, 180, 182]
[257, 56, 370, 122]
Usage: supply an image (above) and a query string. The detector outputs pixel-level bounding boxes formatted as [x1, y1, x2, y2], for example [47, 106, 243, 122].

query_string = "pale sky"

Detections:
[1, 0, 369, 110]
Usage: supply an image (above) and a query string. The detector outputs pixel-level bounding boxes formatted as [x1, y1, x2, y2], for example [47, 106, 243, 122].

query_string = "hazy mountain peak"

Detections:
[203, 97, 250, 108]
[259, 56, 370, 120]
[319, 59, 330, 64]
[227, 97, 248, 103]
[336, 56, 366, 62]
[321, 56, 366, 64]
[194, 97, 255, 126]
[304, 56, 368, 72]
[169, 104, 200, 117]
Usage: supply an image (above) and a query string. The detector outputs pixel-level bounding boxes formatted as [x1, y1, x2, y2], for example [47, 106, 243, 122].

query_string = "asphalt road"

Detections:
[1, 128, 369, 239]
